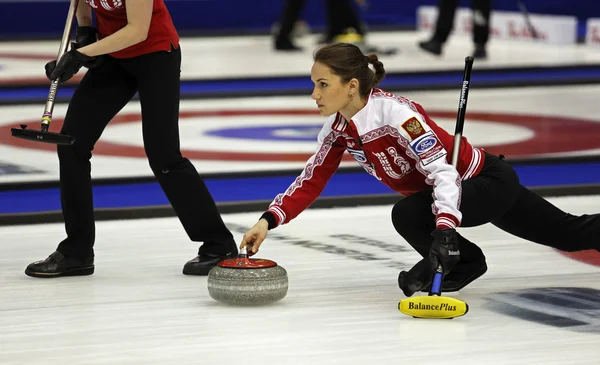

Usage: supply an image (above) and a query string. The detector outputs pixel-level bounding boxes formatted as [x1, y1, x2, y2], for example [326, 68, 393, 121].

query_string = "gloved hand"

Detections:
[45, 48, 95, 83]
[44, 26, 102, 80]
[429, 228, 460, 275]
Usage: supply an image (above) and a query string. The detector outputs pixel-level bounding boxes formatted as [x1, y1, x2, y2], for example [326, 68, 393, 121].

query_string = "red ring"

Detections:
[2, 109, 600, 162]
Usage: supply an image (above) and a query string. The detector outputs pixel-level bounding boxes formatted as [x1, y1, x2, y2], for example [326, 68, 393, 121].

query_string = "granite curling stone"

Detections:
[207, 248, 288, 306]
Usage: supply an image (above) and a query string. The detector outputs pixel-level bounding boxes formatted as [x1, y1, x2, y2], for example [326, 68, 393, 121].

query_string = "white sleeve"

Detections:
[393, 107, 462, 229]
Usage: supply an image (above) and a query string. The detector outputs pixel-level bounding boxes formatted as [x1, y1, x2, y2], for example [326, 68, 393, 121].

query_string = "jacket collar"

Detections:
[332, 88, 375, 132]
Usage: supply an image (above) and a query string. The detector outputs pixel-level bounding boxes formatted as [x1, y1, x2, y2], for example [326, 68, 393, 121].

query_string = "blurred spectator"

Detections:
[273, 0, 367, 51]
[419, 0, 491, 59]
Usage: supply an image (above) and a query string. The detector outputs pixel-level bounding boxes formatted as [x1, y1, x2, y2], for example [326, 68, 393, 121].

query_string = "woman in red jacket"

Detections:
[25, 0, 237, 278]
[240, 43, 600, 297]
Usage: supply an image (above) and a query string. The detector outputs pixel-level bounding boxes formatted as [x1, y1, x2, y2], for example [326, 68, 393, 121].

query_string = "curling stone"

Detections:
[207, 247, 288, 306]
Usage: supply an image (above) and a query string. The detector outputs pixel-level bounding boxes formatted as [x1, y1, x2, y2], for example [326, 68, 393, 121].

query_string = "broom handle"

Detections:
[41, 0, 79, 132]
[430, 56, 474, 296]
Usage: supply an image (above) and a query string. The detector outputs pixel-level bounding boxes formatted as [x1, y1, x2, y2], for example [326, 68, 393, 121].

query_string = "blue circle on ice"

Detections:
[204, 125, 322, 142]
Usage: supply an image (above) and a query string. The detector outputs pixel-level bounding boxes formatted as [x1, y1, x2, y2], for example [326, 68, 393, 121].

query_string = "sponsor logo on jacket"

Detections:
[410, 131, 446, 166]
[347, 147, 367, 163]
[372, 147, 413, 179]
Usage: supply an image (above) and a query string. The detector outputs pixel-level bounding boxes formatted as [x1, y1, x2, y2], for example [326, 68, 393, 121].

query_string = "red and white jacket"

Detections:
[264, 88, 485, 230]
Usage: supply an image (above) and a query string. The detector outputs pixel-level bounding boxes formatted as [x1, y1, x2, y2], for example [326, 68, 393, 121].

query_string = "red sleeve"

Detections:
[265, 132, 346, 228]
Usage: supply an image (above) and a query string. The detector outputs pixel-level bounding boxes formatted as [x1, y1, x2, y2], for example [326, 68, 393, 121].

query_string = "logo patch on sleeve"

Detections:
[347, 147, 367, 163]
[410, 132, 447, 166]
[401, 117, 426, 141]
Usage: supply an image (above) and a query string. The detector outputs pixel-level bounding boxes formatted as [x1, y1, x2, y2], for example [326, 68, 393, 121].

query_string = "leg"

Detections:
[57, 59, 137, 258]
[419, 0, 460, 55]
[394, 153, 521, 295]
[471, 0, 491, 57]
[492, 186, 600, 252]
[393, 155, 521, 256]
[392, 189, 485, 260]
[128, 46, 237, 275]
[433, 0, 460, 43]
[274, 0, 306, 50]
[26, 58, 137, 278]
[393, 187, 489, 296]
[324, 0, 365, 41]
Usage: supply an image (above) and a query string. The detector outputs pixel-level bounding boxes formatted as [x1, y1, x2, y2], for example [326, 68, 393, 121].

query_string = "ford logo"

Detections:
[415, 137, 436, 153]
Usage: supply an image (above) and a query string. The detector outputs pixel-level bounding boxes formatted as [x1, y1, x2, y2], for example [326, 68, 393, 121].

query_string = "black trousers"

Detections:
[275, 0, 365, 42]
[432, 0, 491, 45]
[56, 46, 235, 259]
[392, 152, 600, 264]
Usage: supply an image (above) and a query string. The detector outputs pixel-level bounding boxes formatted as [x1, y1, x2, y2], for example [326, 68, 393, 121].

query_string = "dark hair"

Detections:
[313, 43, 385, 97]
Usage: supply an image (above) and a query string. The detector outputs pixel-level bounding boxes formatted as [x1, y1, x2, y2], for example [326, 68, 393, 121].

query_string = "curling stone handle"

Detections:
[238, 246, 248, 259]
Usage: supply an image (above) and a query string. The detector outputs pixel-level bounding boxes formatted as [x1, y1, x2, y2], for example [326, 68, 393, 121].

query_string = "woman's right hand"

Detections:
[240, 219, 270, 255]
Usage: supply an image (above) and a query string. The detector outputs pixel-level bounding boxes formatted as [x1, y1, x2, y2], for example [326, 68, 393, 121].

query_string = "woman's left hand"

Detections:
[45, 49, 95, 83]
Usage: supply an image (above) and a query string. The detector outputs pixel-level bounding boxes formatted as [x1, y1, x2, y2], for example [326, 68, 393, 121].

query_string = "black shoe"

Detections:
[25, 251, 94, 278]
[398, 258, 432, 297]
[274, 38, 303, 51]
[183, 250, 237, 276]
[473, 44, 487, 59]
[418, 39, 443, 56]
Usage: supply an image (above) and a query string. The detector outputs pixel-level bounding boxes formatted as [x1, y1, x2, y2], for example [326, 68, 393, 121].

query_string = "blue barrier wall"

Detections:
[0, 0, 599, 39]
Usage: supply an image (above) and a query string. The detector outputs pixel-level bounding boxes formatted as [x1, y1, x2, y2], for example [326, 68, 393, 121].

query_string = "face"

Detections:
[310, 62, 357, 116]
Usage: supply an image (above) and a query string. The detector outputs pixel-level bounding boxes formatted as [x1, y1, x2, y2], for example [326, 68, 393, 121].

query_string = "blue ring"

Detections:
[204, 125, 322, 142]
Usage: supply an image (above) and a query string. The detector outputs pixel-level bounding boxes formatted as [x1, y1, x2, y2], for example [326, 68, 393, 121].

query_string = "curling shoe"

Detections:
[25, 251, 94, 278]
[418, 39, 442, 56]
[472, 44, 487, 59]
[183, 246, 238, 276]
[274, 37, 302, 51]
[398, 258, 432, 297]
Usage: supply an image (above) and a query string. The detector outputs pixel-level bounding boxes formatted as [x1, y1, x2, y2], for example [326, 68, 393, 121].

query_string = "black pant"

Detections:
[392, 153, 600, 263]
[432, 0, 491, 45]
[56, 46, 235, 259]
[275, 0, 365, 42]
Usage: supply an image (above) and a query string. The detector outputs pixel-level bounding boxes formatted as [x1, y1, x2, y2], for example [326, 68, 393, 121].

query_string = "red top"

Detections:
[86, 0, 180, 59]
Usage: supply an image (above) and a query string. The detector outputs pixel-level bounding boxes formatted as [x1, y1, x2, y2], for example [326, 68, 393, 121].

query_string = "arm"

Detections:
[240, 125, 346, 254]
[76, 0, 93, 27]
[262, 130, 346, 229]
[393, 108, 462, 229]
[77, 0, 153, 57]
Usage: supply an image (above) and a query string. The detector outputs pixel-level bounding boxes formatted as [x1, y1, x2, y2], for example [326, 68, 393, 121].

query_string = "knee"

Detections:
[146, 145, 183, 171]
[391, 199, 409, 235]
[57, 143, 91, 162]
[148, 156, 191, 175]
[391, 196, 431, 236]
[147, 151, 172, 172]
